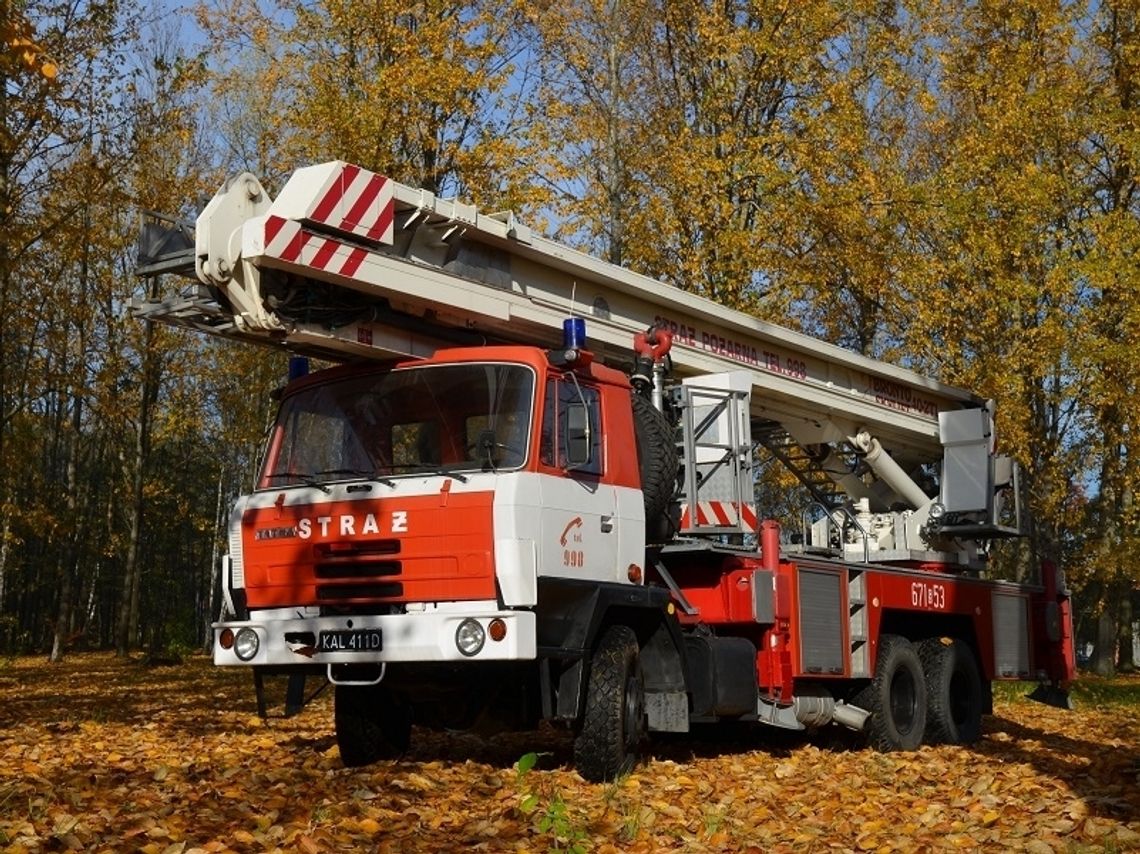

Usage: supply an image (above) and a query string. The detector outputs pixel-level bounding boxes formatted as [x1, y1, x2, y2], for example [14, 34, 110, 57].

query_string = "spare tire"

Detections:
[632, 392, 678, 527]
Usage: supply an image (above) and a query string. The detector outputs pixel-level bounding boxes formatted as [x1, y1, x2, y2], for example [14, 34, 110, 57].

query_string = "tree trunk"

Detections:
[49, 557, 73, 662]
[0, 493, 11, 610]
[115, 423, 147, 656]
[1091, 606, 1116, 678]
[50, 392, 83, 663]
[204, 464, 225, 651]
[603, 0, 624, 267]
[0, 0, 13, 620]
[1117, 592, 1134, 672]
[115, 315, 161, 656]
[115, 295, 143, 657]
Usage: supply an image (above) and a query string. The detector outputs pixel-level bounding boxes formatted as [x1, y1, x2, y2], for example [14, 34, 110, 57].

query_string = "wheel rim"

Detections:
[889, 668, 917, 734]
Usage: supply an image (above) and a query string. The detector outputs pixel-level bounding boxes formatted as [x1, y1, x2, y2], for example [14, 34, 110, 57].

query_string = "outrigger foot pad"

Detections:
[1027, 683, 1073, 710]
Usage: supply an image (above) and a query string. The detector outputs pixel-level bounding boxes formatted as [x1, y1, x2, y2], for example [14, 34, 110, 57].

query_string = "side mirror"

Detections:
[565, 402, 591, 467]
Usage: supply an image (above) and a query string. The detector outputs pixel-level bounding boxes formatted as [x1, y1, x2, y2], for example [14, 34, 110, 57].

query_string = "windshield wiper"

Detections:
[314, 468, 397, 488]
[264, 471, 331, 493]
[386, 463, 469, 483]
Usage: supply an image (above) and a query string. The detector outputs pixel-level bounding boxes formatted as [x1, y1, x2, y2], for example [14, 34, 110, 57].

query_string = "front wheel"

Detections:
[573, 625, 646, 782]
[334, 684, 412, 768]
[858, 634, 927, 751]
[918, 638, 983, 745]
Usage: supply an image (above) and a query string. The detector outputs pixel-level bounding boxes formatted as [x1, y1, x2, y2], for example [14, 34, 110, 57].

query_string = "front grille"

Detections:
[317, 582, 404, 601]
[314, 539, 400, 557]
[313, 539, 402, 583]
[314, 560, 401, 579]
[320, 604, 402, 617]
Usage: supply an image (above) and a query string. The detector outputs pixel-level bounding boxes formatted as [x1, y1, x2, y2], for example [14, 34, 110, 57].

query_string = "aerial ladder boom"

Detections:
[136, 161, 1017, 552]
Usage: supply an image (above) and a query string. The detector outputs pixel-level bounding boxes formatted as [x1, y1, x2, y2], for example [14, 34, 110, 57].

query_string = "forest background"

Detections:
[0, 0, 1137, 673]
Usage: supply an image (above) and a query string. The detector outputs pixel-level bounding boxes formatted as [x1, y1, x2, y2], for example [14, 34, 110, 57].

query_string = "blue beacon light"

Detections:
[562, 317, 586, 350]
[288, 355, 310, 380]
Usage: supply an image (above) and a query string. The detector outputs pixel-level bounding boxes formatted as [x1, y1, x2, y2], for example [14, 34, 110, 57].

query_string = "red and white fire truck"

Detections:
[136, 161, 1074, 781]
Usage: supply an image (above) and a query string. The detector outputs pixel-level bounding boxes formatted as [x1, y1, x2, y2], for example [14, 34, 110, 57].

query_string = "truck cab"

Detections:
[215, 345, 661, 766]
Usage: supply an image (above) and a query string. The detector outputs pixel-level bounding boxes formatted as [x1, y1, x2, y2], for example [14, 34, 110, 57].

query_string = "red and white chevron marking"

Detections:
[269, 161, 394, 245]
[680, 501, 759, 531]
[262, 216, 371, 279]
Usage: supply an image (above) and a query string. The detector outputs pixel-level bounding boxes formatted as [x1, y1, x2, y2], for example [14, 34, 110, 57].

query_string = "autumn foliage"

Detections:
[0, 1, 1137, 674]
[0, 654, 1137, 852]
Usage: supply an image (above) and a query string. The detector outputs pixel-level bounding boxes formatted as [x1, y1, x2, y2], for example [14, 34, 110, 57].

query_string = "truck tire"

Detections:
[573, 625, 646, 782]
[858, 634, 927, 751]
[632, 393, 677, 525]
[334, 684, 412, 767]
[918, 638, 983, 745]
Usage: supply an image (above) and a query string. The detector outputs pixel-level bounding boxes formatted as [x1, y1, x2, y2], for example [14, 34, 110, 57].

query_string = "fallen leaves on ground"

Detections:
[0, 654, 1137, 852]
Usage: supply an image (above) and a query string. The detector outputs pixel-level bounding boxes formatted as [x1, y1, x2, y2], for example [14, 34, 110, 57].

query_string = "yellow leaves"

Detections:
[197, 0, 532, 204]
[2, 624, 1140, 846]
[1, 15, 58, 82]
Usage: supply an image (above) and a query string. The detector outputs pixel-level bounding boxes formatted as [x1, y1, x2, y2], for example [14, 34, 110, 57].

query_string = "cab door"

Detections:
[536, 377, 622, 583]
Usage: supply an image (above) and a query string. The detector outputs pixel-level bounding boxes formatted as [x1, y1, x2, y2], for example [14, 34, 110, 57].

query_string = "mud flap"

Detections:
[1036, 559, 1077, 696]
[254, 668, 320, 718]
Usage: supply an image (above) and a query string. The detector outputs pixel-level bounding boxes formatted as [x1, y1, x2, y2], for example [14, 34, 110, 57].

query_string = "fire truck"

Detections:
[136, 160, 1074, 782]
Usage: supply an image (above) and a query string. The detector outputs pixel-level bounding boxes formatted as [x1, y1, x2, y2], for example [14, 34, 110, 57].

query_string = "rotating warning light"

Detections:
[562, 317, 586, 350]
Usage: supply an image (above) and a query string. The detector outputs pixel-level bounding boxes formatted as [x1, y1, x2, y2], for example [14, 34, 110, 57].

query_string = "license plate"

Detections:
[318, 629, 383, 652]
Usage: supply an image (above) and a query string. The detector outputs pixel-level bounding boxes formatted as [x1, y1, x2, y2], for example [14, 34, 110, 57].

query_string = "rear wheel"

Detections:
[858, 634, 927, 751]
[918, 638, 983, 745]
[573, 625, 646, 782]
[334, 684, 412, 767]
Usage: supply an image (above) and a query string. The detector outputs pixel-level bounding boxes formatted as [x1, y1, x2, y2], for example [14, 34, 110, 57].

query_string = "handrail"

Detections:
[801, 501, 870, 563]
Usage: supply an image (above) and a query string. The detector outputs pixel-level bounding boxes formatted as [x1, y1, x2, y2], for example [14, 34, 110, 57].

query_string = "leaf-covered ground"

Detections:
[0, 654, 1137, 853]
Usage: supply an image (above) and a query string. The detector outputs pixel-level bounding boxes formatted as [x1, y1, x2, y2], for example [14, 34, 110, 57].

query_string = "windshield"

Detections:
[262, 362, 536, 487]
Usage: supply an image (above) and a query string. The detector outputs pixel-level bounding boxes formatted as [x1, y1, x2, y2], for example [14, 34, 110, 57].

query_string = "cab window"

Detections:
[540, 378, 602, 476]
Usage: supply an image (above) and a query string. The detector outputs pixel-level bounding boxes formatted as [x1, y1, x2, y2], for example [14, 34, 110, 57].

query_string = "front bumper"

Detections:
[213, 602, 536, 666]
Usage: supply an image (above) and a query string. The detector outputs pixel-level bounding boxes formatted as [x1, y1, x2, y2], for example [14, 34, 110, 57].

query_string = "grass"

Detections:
[992, 672, 1140, 707]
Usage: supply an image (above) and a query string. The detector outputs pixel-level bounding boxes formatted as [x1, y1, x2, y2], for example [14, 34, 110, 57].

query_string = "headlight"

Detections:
[455, 619, 485, 657]
[234, 627, 260, 661]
